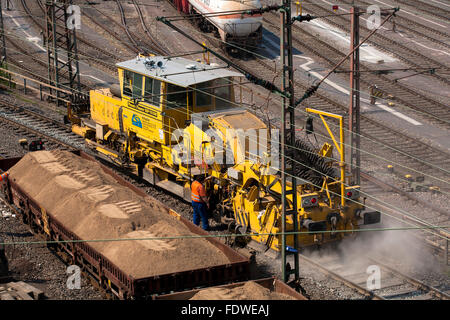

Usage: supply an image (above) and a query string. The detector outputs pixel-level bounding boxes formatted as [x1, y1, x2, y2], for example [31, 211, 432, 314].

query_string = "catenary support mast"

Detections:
[280, 0, 299, 285]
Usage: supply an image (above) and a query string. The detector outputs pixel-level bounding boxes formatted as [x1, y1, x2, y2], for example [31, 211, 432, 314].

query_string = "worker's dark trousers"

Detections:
[192, 201, 209, 231]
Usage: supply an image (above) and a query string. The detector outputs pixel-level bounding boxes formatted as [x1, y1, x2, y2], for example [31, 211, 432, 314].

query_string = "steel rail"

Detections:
[369, 258, 450, 300]
[115, 0, 141, 52]
[0, 113, 75, 151]
[301, 2, 450, 86]
[348, 0, 450, 49]
[263, 14, 450, 128]
[22, 0, 118, 73]
[396, 0, 450, 21]
[131, 0, 169, 55]
[298, 253, 384, 299]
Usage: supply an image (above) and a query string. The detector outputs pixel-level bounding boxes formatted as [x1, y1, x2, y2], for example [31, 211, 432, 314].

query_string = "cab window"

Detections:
[166, 83, 187, 109]
[144, 77, 161, 106]
[214, 78, 232, 110]
[196, 81, 212, 107]
[132, 73, 143, 99]
[122, 70, 143, 99]
[123, 70, 133, 97]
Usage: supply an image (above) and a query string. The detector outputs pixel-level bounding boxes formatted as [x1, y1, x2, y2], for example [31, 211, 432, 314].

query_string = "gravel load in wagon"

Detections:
[190, 281, 297, 300]
[6, 150, 232, 279]
[155, 278, 307, 300]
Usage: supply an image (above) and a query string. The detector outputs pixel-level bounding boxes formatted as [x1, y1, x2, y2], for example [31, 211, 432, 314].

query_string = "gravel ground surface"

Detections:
[0, 199, 104, 300]
[0, 122, 24, 158]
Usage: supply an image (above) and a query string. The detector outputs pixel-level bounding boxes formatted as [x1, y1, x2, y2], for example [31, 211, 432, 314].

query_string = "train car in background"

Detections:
[171, 0, 263, 54]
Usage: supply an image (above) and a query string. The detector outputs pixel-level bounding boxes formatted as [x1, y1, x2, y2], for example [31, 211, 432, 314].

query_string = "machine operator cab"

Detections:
[114, 55, 243, 146]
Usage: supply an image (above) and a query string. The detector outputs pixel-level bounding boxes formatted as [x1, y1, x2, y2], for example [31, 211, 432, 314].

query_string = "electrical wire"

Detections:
[7, 2, 446, 131]
[0, 225, 448, 246]
[1, 82, 448, 244]
[109, 79, 450, 235]
[3, 41, 449, 192]
[0, 0, 446, 248]
[159, 22, 450, 183]
[2, 1, 449, 190]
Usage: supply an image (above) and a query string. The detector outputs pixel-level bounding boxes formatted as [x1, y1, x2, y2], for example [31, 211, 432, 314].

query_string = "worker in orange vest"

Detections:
[191, 175, 210, 231]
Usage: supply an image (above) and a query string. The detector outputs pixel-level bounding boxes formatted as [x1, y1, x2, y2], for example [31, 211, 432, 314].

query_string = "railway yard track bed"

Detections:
[0, 0, 448, 302]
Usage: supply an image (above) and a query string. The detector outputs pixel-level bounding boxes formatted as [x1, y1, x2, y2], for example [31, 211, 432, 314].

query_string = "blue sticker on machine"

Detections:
[132, 114, 142, 128]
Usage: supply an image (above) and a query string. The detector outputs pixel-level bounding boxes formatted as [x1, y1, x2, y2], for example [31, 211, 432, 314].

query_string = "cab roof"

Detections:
[116, 56, 242, 88]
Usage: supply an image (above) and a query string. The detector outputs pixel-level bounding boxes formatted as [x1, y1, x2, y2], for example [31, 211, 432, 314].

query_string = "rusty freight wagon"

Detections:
[0, 150, 250, 299]
[154, 277, 307, 300]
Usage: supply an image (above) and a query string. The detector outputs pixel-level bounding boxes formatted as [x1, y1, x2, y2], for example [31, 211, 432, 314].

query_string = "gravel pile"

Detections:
[190, 281, 297, 300]
[8, 150, 231, 278]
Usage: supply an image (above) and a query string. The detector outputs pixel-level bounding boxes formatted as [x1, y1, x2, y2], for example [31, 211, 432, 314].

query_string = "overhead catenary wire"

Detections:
[89, 64, 450, 191]
[3, 40, 449, 192]
[110, 80, 450, 238]
[2, 1, 446, 190]
[153, 108, 450, 242]
[0, 225, 448, 246]
[194, 75, 450, 187]
[6, 2, 446, 131]
[149, 15, 450, 183]
[0, 0, 446, 249]
[180, 15, 450, 127]
[1, 71, 449, 245]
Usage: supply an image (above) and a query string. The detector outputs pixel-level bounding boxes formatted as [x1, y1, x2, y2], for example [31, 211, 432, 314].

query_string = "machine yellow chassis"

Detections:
[69, 56, 380, 252]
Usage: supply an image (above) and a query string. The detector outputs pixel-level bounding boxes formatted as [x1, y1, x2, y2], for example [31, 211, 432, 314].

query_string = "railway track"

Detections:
[21, 0, 118, 74]
[360, 172, 449, 264]
[0, 102, 85, 152]
[82, 0, 161, 56]
[395, 0, 450, 21]
[3, 1, 448, 297]
[131, 0, 170, 55]
[0, 82, 447, 300]
[348, 0, 450, 50]
[81, 5, 139, 55]
[153, 4, 450, 259]
[229, 53, 450, 185]
[5, 35, 94, 92]
[224, 47, 450, 261]
[0, 146, 15, 160]
[262, 15, 450, 129]
[115, 0, 145, 52]
[299, 1, 450, 86]
[300, 253, 450, 300]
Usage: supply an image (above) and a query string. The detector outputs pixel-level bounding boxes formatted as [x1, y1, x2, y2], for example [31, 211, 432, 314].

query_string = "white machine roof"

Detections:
[116, 56, 242, 87]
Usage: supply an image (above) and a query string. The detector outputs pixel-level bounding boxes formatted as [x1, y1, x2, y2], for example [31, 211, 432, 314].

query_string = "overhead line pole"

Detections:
[280, 0, 299, 286]
[294, 7, 399, 107]
[46, 0, 82, 108]
[349, 6, 360, 186]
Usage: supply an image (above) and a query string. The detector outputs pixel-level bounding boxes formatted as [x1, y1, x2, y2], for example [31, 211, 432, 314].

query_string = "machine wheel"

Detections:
[234, 224, 249, 248]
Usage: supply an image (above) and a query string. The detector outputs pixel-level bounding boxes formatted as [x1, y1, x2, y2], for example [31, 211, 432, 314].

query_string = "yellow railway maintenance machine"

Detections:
[69, 55, 380, 253]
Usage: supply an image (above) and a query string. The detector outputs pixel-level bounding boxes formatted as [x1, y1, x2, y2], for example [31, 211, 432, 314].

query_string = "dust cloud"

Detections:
[302, 219, 445, 278]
